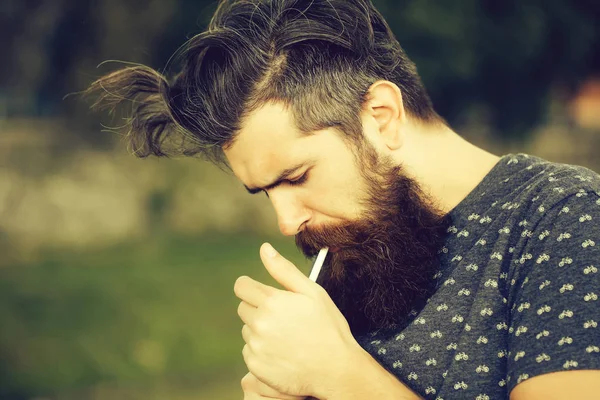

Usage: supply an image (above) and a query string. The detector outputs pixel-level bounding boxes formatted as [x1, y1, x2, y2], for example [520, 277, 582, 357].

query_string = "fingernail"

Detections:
[264, 243, 277, 258]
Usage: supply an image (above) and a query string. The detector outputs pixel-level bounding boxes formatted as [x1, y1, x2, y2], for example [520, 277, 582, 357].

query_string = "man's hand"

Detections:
[241, 371, 306, 399]
[234, 243, 362, 399]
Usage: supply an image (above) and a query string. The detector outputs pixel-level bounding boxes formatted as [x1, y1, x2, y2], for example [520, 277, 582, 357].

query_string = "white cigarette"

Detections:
[308, 247, 329, 282]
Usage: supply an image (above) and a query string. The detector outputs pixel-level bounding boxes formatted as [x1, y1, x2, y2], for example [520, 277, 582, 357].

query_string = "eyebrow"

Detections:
[244, 162, 309, 194]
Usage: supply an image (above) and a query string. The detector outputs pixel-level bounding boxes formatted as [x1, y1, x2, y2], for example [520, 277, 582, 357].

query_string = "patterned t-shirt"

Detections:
[356, 153, 600, 399]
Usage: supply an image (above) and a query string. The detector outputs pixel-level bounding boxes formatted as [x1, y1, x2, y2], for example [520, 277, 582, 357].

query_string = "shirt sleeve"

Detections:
[506, 191, 600, 393]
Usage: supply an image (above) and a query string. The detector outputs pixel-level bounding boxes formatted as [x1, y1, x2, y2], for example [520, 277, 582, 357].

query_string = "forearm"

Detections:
[321, 346, 423, 400]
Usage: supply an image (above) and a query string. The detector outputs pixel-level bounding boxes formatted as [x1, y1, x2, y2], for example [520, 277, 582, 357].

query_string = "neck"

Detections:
[395, 123, 500, 214]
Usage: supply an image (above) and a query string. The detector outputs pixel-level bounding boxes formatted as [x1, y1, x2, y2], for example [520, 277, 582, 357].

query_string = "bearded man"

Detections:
[86, 1, 600, 399]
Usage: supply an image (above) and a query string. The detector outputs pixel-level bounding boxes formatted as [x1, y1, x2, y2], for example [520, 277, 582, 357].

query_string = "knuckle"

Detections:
[240, 372, 253, 391]
[252, 318, 267, 335]
[242, 344, 258, 370]
[241, 324, 250, 341]
[242, 343, 249, 362]
[263, 292, 281, 310]
[247, 337, 261, 354]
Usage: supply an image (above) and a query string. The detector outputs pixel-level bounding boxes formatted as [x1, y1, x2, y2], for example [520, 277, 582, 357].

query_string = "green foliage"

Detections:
[5, 0, 599, 139]
[374, 0, 600, 137]
[0, 233, 308, 398]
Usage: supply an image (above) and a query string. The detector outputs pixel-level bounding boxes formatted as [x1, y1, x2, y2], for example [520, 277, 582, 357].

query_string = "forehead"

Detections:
[224, 102, 304, 181]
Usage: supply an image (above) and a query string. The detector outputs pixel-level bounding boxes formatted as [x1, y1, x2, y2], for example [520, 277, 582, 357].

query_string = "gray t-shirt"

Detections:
[357, 153, 600, 399]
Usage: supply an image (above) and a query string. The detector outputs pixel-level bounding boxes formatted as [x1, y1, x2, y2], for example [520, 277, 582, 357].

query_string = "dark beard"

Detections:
[296, 147, 450, 337]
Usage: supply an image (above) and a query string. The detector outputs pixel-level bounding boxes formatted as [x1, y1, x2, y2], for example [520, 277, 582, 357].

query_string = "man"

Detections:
[86, 0, 600, 398]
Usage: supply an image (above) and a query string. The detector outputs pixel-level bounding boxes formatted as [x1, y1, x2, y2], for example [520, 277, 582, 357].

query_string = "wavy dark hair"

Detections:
[86, 0, 442, 167]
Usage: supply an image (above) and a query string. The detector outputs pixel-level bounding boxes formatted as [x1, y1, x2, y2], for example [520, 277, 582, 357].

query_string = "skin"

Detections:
[235, 243, 369, 399]
[225, 101, 366, 236]
[226, 81, 600, 399]
[225, 81, 500, 236]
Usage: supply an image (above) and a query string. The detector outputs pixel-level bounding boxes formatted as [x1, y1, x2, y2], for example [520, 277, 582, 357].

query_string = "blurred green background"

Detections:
[1, 0, 600, 399]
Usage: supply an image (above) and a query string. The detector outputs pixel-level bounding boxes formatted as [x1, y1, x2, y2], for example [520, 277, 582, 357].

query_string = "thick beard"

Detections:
[296, 146, 450, 337]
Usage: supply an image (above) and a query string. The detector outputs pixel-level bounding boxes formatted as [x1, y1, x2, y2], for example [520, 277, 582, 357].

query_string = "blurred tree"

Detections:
[3, 0, 600, 139]
[374, 0, 600, 137]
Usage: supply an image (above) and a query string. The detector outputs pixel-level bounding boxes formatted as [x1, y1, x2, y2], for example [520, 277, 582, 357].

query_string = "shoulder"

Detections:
[511, 370, 600, 400]
[511, 154, 600, 208]
[497, 155, 600, 226]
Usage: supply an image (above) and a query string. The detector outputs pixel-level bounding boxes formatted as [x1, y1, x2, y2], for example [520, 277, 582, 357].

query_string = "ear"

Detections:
[363, 80, 407, 151]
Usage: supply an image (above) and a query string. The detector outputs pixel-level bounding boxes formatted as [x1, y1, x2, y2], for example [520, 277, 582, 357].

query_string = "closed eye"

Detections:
[261, 169, 311, 197]
[262, 174, 306, 198]
[287, 171, 309, 186]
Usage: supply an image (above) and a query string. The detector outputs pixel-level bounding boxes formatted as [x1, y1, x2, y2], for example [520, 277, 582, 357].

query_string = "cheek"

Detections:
[306, 169, 365, 220]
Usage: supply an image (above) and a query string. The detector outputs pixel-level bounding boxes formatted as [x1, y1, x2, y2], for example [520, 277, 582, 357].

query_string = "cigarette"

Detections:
[308, 247, 329, 282]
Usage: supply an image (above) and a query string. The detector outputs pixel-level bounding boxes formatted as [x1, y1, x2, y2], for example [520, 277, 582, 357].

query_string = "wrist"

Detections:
[321, 343, 422, 400]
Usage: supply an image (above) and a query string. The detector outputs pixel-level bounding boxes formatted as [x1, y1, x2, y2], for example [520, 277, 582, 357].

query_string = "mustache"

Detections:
[295, 221, 370, 257]
[295, 216, 405, 284]
[291, 148, 451, 335]
[295, 215, 446, 333]
[295, 220, 371, 285]
[295, 216, 402, 261]
[295, 207, 437, 260]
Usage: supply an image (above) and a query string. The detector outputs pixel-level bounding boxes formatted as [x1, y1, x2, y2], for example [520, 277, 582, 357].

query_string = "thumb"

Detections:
[260, 243, 314, 295]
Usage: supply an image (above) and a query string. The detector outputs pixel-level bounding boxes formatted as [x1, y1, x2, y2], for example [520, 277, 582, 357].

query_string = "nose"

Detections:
[269, 191, 310, 236]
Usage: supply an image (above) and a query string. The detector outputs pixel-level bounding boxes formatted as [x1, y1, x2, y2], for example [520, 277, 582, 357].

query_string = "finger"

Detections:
[260, 243, 315, 295]
[243, 392, 273, 400]
[237, 301, 257, 326]
[234, 275, 282, 307]
[242, 343, 252, 371]
[241, 323, 252, 344]
[241, 371, 304, 400]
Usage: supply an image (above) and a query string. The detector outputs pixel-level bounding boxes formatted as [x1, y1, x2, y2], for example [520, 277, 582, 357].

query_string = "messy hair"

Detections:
[86, 0, 442, 167]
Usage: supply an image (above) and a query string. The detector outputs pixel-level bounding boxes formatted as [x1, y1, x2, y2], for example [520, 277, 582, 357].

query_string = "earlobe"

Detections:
[366, 81, 406, 151]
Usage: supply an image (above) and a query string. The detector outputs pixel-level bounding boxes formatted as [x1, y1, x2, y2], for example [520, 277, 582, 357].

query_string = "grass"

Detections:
[0, 232, 310, 399]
